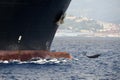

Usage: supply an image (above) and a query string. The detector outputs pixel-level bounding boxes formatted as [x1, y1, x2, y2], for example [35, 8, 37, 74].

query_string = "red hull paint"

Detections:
[0, 50, 72, 61]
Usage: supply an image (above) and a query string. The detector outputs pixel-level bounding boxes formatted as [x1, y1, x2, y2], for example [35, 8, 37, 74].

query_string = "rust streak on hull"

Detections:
[0, 50, 72, 61]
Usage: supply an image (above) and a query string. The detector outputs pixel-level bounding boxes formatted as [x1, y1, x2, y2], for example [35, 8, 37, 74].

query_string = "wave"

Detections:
[0, 58, 70, 64]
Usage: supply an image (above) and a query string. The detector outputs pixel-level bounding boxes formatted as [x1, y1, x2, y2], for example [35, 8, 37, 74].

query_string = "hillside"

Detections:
[56, 15, 120, 37]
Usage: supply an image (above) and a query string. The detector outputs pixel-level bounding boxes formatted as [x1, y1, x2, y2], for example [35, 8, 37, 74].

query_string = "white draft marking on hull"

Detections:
[18, 35, 22, 43]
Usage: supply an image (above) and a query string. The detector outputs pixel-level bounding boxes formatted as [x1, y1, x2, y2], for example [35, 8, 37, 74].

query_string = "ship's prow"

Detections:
[0, 0, 71, 50]
[0, 0, 71, 61]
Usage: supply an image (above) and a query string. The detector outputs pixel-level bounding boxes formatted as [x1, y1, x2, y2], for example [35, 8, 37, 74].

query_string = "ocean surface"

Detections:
[0, 37, 120, 80]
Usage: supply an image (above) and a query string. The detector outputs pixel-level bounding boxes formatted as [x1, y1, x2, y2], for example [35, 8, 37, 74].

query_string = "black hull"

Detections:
[0, 0, 71, 50]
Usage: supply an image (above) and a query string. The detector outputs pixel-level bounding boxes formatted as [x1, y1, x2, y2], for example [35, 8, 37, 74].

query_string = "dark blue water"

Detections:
[0, 37, 120, 80]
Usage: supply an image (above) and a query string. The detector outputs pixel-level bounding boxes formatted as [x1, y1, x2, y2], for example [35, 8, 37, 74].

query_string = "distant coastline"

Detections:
[56, 15, 120, 37]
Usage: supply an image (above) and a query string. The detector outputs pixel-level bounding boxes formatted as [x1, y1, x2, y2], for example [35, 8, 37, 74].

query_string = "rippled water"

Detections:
[0, 37, 120, 80]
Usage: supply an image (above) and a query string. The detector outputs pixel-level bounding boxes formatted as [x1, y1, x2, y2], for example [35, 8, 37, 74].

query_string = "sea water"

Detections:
[0, 37, 120, 80]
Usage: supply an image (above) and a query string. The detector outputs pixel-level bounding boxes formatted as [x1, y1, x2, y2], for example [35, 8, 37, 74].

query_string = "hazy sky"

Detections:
[67, 0, 120, 24]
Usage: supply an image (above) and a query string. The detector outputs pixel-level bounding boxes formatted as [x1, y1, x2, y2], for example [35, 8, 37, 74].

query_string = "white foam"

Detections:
[0, 58, 69, 64]
[0, 60, 9, 64]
